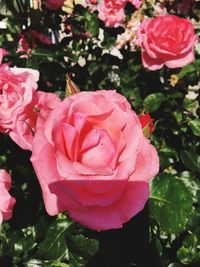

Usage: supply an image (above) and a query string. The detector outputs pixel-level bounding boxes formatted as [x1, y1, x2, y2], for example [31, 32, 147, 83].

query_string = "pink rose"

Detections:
[0, 65, 39, 132]
[98, 0, 126, 27]
[31, 90, 159, 231]
[10, 91, 61, 150]
[0, 65, 39, 133]
[98, 0, 141, 27]
[0, 170, 16, 226]
[137, 15, 198, 70]
[45, 0, 64, 9]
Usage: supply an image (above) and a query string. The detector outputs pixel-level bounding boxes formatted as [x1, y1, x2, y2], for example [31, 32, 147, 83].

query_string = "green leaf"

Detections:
[177, 233, 200, 264]
[189, 119, 200, 136]
[168, 263, 184, 267]
[69, 252, 85, 267]
[149, 173, 193, 234]
[172, 110, 182, 123]
[66, 234, 99, 266]
[168, 92, 184, 99]
[36, 218, 73, 260]
[85, 12, 99, 36]
[178, 63, 196, 79]
[179, 171, 200, 202]
[180, 149, 200, 172]
[144, 93, 166, 113]
[31, 48, 54, 58]
[68, 234, 98, 260]
[183, 98, 199, 114]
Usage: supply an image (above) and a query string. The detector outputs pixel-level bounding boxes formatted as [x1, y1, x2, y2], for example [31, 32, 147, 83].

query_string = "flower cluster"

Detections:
[81, 1, 198, 70]
[0, 50, 60, 150]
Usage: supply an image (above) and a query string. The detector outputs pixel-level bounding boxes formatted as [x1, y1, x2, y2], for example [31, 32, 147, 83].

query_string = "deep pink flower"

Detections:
[31, 90, 159, 231]
[17, 34, 35, 58]
[30, 30, 52, 45]
[0, 170, 16, 226]
[17, 31, 52, 58]
[137, 15, 198, 70]
[45, 0, 65, 9]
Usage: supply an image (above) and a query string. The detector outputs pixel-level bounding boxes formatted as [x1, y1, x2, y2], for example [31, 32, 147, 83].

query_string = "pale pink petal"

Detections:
[130, 137, 159, 182]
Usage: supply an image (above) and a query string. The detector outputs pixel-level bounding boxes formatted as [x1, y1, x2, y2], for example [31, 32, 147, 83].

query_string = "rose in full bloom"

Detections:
[10, 91, 61, 150]
[0, 65, 39, 133]
[137, 15, 198, 70]
[31, 90, 159, 231]
[98, 0, 126, 27]
[98, 0, 141, 27]
[45, 0, 65, 9]
[0, 170, 16, 226]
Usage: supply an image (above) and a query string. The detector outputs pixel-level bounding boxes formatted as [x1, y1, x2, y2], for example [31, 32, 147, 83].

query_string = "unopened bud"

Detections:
[138, 113, 154, 138]
[65, 74, 80, 97]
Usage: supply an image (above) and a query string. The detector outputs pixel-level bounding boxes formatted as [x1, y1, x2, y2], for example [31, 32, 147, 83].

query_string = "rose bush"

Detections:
[31, 90, 159, 231]
[0, 170, 16, 226]
[0, 1, 199, 266]
[137, 14, 198, 70]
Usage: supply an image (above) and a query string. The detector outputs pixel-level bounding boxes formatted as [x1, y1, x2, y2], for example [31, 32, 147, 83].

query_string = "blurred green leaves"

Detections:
[144, 93, 166, 113]
[177, 234, 200, 265]
[189, 119, 200, 137]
